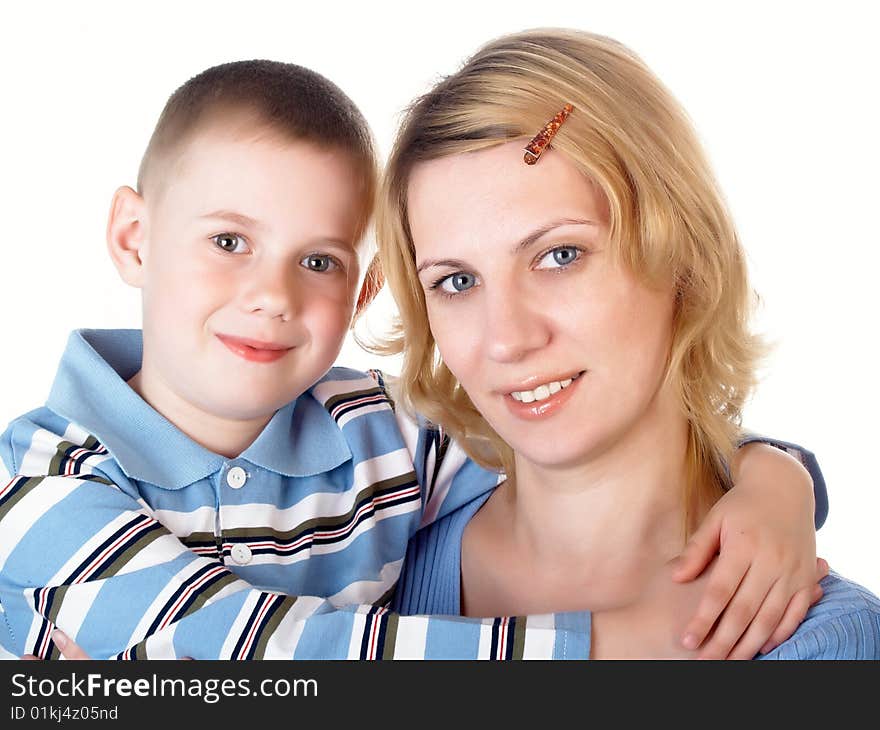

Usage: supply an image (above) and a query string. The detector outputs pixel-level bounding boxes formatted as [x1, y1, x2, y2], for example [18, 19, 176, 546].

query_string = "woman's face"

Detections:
[407, 140, 679, 471]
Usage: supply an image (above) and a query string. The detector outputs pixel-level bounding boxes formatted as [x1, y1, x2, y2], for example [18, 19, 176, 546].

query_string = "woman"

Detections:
[379, 29, 880, 658]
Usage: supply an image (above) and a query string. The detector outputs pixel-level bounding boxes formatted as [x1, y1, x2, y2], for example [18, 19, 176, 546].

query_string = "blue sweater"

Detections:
[394, 492, 880, 659]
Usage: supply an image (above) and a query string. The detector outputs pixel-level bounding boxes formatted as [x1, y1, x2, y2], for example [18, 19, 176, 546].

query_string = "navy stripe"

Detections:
[358, 605, 383, 659]
[241, 595, 285, 660]
[57, 440, 106, 476]
[231, 594, 273, 659]
[222, 478, 421, 559]
[65, 514, 162, 584]
[331, 394, 390, 423]
[373, 611, 390, 660]
[145, 564, 230, 636]
[31, 612, 52, 657]
[0, 474, 32, 509]
[505, 617, 516, 659]
[490, 617, 502, 660]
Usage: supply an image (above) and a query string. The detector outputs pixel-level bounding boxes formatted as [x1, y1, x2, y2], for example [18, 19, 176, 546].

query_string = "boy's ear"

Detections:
[106, 186, 148, 288]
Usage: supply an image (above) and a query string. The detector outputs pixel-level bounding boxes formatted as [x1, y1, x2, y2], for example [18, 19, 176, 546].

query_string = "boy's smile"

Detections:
[110, 125, 367, 456]
[215, 334, 295, 363]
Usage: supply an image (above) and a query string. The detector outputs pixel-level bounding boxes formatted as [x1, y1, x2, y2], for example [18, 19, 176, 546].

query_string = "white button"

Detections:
[230, 544, 253, 565]
[226, 466, 247, 489]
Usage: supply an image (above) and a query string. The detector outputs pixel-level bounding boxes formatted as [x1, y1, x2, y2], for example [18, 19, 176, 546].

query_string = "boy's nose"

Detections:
[242, 264, 297, 321]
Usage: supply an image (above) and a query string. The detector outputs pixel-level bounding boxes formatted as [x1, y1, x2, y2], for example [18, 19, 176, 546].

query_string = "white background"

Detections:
[1, 1, 877, 596]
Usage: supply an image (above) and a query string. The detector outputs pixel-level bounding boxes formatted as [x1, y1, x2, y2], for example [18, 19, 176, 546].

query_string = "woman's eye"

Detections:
[300, 254, 338, 273]
[536, 246, 581, 269]
[439, 272, 477, 294]
[211, 233, 249, 254]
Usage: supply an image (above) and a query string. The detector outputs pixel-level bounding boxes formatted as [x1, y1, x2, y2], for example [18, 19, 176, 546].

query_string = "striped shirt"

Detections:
[0, 329, 588, 660]
[395, 492, 880, 659]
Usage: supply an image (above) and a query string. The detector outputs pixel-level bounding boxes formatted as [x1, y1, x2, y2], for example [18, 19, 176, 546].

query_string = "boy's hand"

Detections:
[672, 443, 824, 659]
[22, 629, 194, 661]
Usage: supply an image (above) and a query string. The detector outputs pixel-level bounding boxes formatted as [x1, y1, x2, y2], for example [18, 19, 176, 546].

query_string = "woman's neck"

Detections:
[519, 413, 689, 552]
[470, 404, 704, 615]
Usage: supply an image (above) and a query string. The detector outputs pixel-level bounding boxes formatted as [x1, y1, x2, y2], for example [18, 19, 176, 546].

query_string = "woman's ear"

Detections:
[106, 185, 148, 288]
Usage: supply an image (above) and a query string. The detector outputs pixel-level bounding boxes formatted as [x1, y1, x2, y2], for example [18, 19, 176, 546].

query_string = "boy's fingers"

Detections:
[695, 566, 770, 659]
[680, 551, 748, 650]
[52, 629, 90, 660]
[758, 587, 814, 655]
[672, 512, 722, 583]
[725, 582, 789, 660]
[816, 557, 830, 580]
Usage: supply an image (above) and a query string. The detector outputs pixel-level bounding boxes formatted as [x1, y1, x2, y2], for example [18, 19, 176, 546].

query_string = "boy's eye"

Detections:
[439, 272, 477, 294]
[211, 233, 249, 254]
[535, 245, 581, 270]
[300, 254, 338, 273]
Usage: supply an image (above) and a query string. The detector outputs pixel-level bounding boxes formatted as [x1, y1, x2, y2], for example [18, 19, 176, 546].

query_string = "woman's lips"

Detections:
[215, 334, 293, 363]
[503, 372, 584, 420]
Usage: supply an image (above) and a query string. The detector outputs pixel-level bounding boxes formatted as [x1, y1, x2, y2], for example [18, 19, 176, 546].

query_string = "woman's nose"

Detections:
[483, 287, 551, 363]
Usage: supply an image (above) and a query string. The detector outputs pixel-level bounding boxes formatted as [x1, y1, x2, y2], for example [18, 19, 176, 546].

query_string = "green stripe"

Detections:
[511, 617, 526, 660]
[324, 386, 384, 413]
[382, 612, 398, 660]
[0, 475, 43, 521]
[251, 596, 298, 659]
[221, 471, 418, 542]
[89, 526, 168, 581]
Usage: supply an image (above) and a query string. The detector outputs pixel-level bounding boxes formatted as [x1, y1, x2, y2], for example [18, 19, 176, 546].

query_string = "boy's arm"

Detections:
[673, 436, 826, 659]
[0, 472, 586, 659]
[411, 422, 830, 661]
[736, 433, 827, 528]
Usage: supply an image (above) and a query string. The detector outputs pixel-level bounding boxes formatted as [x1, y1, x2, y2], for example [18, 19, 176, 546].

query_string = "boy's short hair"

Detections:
[138, 59, 377, 231]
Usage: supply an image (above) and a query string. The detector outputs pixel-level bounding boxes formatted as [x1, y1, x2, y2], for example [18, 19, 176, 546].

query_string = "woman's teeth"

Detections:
[510, 375, 578, 403]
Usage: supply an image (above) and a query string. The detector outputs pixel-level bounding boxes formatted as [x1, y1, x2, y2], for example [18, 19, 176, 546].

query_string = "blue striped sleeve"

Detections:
[0, 472, 588, 660]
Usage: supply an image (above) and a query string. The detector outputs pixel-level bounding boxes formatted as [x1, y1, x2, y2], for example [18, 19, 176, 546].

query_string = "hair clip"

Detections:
[523, 103, 574, 165]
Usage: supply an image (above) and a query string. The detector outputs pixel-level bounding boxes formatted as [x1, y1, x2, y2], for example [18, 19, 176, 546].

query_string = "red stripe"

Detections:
[222, 486, 421, 554]
[75, 516, 154, 583]
[237, 595, 275, 659]
[498, 617, 508, 659]
[367, 613, 381, 660]
[37, 618, 52, 659]
[0, 476, 22, 499]
[157, 565, 227, 631]
[330, 394, 386, 419]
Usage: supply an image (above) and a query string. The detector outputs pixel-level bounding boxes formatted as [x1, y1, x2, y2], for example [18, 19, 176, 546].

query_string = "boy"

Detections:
[0, 61, 825, 660]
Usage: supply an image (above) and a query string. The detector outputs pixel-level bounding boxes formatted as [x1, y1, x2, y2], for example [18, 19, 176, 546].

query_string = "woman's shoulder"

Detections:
[393, 491, 492, 616]
[759, 572, 880, 660]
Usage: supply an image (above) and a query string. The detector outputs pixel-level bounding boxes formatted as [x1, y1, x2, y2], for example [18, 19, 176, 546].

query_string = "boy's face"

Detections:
[134, 127, 365, 425]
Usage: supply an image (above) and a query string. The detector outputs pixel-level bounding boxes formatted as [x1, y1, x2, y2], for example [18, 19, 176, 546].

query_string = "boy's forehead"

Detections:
[147, 124, 368, 242]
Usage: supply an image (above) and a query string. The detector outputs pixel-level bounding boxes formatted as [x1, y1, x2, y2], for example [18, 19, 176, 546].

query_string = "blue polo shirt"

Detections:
[0, 329, 588, 659]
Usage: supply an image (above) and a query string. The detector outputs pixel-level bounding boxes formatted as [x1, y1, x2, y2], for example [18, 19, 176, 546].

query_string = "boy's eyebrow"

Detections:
[200, 210, 265, 230]
[416, 218, 598, 273]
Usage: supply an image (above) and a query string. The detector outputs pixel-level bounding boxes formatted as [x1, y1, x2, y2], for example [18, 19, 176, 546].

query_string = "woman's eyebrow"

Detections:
[512, 218, 598, 254]
[416, 257, 469, 274]
[416, 219, 598, 273]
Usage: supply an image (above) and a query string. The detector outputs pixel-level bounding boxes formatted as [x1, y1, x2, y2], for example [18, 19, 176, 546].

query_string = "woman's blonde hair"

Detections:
[375, 28, 763, 522]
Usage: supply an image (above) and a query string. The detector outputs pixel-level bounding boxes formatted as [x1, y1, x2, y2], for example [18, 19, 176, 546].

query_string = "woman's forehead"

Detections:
[407, 141, 607, 246]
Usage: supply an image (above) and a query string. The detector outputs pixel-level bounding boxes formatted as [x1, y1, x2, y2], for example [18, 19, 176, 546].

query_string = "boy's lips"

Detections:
[215, 334, 294, 363]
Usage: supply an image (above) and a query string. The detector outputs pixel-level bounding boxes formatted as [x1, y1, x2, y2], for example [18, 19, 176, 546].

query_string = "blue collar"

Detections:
[46, 329, 352, 489]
